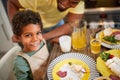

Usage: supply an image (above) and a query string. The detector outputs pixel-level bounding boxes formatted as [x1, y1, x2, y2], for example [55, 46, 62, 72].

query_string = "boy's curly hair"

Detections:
[12, 10, 43, 36]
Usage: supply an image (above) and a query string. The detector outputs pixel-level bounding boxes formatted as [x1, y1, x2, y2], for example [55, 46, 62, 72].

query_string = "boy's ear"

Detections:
[12, 35, 21, 43]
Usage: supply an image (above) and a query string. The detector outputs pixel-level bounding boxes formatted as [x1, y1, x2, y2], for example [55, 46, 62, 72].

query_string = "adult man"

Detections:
[7, 0, 85, 43]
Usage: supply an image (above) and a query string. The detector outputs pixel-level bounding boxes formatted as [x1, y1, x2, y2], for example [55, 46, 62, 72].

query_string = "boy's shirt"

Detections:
[14, 41, 44, 80]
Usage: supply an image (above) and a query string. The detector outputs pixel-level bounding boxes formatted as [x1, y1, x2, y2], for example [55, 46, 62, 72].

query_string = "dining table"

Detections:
[43, 28, 110, 80]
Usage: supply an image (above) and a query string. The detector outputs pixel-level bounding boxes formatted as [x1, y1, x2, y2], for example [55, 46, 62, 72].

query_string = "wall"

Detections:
[84, 7, 120, 28]
[0, 0, 14, 58]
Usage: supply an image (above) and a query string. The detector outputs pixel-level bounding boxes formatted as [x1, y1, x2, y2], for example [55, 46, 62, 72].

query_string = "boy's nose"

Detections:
[32, 35, 38, 41]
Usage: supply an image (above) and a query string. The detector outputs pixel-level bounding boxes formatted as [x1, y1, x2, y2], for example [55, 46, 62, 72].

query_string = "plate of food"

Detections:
[96, 49, 120, 77]
[47, 53, 100, 80]
[96, 28, 120, 49]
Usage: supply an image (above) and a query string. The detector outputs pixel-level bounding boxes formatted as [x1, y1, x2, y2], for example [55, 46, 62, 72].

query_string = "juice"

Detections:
[90, 39, 101, 54]
[72, 31, 86, 50]
[71, 20, 87, 50]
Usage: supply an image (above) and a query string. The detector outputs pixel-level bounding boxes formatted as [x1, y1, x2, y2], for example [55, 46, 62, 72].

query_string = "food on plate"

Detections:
[52, 58, 91, 80]
[56, 71, 67, 78]
[114, 34, 120, 40]
[100, 52, 114, 62]
[102, 36, 119, 44]
[96, 50, 120, 78]
[56, 62, 87, 80]
[105, 56, 120, 77]
[100, 52, 120, 77]
[103, 28, 113, 36]
[98, 28, 120, 44]
[111, 31, 120, 36]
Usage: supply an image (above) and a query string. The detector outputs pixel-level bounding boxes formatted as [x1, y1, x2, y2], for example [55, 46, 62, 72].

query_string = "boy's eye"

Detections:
[37, 31, 42, 35]
[25, 34, 32, 37]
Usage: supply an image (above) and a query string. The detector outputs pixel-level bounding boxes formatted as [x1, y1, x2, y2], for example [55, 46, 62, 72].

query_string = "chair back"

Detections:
[0, 45, 21, 80]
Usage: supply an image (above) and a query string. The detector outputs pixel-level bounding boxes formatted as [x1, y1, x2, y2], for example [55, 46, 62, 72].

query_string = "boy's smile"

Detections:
[18, 24, 43, 52]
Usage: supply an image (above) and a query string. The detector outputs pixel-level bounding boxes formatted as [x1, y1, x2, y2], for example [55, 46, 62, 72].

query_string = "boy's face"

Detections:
[18, 24, 43, 52]
[57, 0, 80, 11]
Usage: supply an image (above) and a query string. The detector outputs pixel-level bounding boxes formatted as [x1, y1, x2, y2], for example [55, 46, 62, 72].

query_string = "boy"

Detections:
[12, 10, 49, 80]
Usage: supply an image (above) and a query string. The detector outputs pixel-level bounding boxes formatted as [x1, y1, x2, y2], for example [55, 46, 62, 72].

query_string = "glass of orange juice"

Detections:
[90, 38, 101, 54]
[71, 20, 87, 50]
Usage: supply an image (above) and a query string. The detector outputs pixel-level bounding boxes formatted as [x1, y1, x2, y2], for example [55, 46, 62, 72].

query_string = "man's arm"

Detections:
[7, 0, 22, 22]
[43, 12, 83, 43]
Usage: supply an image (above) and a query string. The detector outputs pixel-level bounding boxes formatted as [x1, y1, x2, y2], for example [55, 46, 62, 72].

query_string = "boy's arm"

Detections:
[14, 56, 32, 80]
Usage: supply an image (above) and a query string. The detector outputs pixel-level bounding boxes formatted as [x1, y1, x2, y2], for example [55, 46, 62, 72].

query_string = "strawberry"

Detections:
[56, 71, 67, 78]
[109, 54, 114, 59]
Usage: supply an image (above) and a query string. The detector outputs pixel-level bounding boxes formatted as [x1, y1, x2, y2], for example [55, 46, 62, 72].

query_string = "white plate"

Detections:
[47, 53, 100, 80]
[96, 32, 120, 49]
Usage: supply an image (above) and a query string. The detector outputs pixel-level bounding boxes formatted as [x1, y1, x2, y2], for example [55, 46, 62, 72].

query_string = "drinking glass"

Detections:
[59, 35, 71, 52]
[71, 20, 87, 50]
[90, 38, 101, 54]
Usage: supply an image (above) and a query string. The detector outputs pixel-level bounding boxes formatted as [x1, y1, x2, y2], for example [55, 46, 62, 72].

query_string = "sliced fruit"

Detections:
[56, 71, 67, 78]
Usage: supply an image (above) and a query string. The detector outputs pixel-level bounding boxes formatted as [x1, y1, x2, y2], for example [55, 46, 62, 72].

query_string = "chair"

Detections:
[0, 45, 21, 80]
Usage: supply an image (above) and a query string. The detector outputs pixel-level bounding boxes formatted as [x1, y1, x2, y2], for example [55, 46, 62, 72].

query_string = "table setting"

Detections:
[96, 27, 120, 49]
[45, 21, 120, 80]
[47, 53, 100, 80]
[95, 27, 120, 80]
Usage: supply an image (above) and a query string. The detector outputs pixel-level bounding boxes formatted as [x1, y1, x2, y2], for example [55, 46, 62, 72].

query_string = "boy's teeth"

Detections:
[32, 42, 39, 46]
